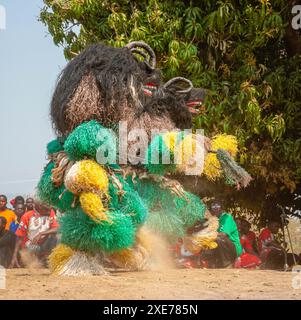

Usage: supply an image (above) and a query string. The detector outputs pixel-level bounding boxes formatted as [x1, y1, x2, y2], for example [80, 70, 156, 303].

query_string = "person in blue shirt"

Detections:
[10, 203, 26, 233]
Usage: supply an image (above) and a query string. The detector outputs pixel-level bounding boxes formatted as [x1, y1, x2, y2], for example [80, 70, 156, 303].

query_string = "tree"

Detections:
[40, 0, 301, 222]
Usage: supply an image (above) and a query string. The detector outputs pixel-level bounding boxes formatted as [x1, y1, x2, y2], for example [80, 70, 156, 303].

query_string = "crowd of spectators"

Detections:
[173, 201, 301, 270]
[0, 195, 58, 268]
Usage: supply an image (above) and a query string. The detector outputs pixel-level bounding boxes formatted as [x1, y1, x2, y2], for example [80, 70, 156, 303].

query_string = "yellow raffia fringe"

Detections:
[80, 192, 109, 222]
[108, 228, 152, 270]
[184, 236, 218, 254]
[108, 247, 148, 271]
[203, 134, 238, 180]
[48, 244, 74, 274]
[65, 159, 109, 195]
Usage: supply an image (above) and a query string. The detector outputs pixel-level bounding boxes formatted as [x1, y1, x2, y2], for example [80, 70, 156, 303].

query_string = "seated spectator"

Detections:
[0, 217, 16, 268]
[201, 201, 242, 268]
[259, 220, 299, 270]
[235, 219, 261, 269]
[25, 197, 35, 212]
[173, 238, 200, 269]
[0, 195, 17, 230]
[239, 220, 255, 254]
[243, 220, 258, 253]
[10, 203, 26, 233]
[10, 200, 59, 268]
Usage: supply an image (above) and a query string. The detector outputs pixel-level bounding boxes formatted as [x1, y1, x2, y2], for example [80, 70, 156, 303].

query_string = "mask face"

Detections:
[210, 203, 222, 211]
[50, 42, 162, 137]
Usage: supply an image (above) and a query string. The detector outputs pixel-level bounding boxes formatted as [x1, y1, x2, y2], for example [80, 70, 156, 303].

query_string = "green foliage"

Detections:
[40, 0, 301, 196]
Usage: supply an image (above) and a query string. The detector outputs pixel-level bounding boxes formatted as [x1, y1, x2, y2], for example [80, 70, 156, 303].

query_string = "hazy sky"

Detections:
[0, 0, 67, 198]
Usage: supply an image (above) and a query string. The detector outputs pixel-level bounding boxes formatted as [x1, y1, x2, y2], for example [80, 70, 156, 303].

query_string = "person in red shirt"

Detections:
[259, 220, 300, 270]
[242, 220, 258, 253]
[258, 221, 283, 267]
[235, 219, 261, 269]
[10, 199, 58, 268]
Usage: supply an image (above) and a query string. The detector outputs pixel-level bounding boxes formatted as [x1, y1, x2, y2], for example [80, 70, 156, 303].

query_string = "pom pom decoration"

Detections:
[59, 208, 136, 253]
[47, 139, 64, 155]
[64, 120, 116, 161]
[162, 131, 179, 152]
[64, 160, 109, 195]
[79, 192, 108, 222]
[144, 132, 178, 175]
[48, 244, 74, 274]
[37, 162, 75, 212]
[203, 134, 238, 180]
[36, 40, 253, 276]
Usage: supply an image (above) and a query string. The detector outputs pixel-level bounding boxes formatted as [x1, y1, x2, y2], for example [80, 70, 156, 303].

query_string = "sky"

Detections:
[0, 0, 67, 199]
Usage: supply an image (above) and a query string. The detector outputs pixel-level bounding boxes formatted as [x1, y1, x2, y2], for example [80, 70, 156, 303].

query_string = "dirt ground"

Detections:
[1, 268, 301, 300]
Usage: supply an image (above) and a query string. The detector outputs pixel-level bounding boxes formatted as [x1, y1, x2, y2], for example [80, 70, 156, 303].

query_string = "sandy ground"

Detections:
[1, 268, 301, 300]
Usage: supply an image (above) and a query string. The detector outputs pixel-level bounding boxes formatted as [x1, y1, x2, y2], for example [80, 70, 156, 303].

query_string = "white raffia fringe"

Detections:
[59, 252, 108, 276]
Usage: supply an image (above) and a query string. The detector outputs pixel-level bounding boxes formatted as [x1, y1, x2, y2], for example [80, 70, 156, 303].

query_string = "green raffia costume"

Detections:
[38, 121, 211, 274]
[37, 41, 251, 275]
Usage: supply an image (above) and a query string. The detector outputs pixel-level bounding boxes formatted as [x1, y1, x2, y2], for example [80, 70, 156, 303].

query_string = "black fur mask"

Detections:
[51, 41, 161, 136]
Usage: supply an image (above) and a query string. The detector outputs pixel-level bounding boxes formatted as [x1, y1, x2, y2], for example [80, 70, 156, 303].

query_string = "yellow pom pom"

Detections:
[203, 153, 221, 179]
[211, 134, 237, 156]
[65, 160, 109, 195]
[184, 236, 218, 254]
[48, 244, 74, 274]
[203, 134, 238, 180]
[162, 131, 179, 152]
[80, 192, 109, 222]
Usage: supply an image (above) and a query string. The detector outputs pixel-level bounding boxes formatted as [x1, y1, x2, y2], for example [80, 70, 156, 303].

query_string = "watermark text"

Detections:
[292, 5, 301, 30]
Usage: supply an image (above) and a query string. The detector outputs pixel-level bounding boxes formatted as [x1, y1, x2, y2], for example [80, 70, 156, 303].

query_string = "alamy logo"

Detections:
[292, 5, 301, 30]
[95, 122, 205, 176]
[0, 4, 6, 30]
[0, 265, 5, 289]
